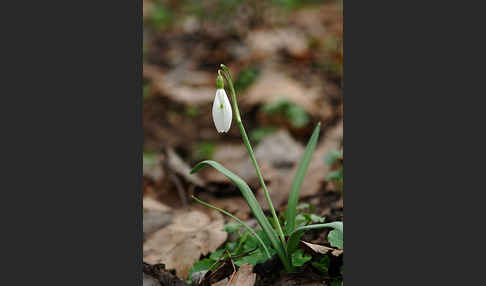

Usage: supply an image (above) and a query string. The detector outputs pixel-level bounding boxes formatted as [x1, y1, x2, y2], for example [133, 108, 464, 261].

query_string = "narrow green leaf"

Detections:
[287, 222, 343, 253]
[285, 123, 321, 233]
[190, 161, 290, 270]
[294, 221, 343, 233]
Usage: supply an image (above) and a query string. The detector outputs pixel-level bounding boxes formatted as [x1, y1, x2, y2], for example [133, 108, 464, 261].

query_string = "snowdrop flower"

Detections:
[212, 75, 232, 133]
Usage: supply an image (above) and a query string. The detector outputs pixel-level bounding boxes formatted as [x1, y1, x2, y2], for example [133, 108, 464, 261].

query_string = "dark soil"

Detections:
[143, 263, 189, 286]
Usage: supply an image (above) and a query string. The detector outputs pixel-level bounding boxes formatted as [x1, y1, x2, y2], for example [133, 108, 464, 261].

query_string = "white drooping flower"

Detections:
[212, 88, 232, 133]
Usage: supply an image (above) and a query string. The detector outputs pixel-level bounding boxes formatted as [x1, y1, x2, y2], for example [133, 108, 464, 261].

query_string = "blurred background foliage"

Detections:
[142, 0, 343, 208]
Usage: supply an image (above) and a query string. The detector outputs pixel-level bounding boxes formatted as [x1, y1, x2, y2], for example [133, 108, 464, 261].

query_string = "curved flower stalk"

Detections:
[218, 65, 287, 249]
[212, 75, 232, 133]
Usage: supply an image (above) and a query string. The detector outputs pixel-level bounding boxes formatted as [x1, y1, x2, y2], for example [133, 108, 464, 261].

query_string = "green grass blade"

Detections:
[285, 123, 321, 233]
[190, 160, 291, 271]
[287, 222, 343, 253]
[191, 195, 271, 258]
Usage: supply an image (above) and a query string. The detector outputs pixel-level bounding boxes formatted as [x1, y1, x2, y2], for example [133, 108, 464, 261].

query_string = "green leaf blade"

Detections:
[285, 123, 321, 233]
[287, 222, 343, 253]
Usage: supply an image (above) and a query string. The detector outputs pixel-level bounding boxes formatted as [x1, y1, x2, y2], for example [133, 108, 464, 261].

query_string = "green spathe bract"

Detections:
[190, 64, 343, 273]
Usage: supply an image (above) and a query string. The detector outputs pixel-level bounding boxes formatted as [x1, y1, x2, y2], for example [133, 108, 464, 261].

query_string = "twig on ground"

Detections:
[168, 172, 187, 207]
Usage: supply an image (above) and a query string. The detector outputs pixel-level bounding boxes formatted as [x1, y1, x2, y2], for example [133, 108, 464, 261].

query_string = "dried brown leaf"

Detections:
[243, 69, 318, 114]
[242, 68, 333, 122]
[246, 28, 309, 58]
[211, 278, 229, 286]
[302, 241, 343, 257]
[227, 264, 256, 286]
[143, 209, 227, 279]
[253, 130, 304, 167]
[143, 64, 215, 105]
[207, 197, 251, 221]
[143, 197, 172, 212]
[143, 197, 173, 237]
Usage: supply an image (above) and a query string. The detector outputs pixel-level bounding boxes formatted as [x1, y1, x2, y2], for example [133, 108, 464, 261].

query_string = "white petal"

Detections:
[212, 89, 232, 133]
[212, 93, 225, 132]
[221, 91, 232, 132]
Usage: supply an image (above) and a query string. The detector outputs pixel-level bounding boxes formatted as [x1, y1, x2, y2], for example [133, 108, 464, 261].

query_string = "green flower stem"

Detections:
[219, 65, 287, 251]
